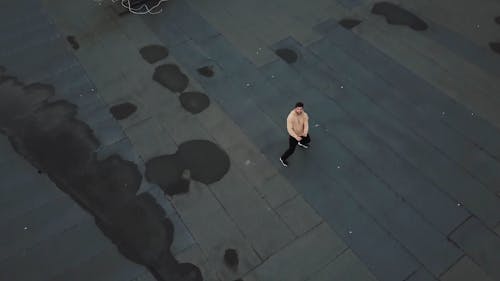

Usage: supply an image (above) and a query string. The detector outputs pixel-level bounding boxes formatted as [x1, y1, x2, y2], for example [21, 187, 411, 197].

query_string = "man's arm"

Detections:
[303, 114, 309, 136]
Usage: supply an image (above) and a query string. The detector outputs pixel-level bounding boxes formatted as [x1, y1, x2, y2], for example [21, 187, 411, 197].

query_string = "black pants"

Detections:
[281, 134, 311, 160]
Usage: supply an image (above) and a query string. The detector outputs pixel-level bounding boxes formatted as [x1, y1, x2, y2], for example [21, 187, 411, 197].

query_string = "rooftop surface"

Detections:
[1, 0, 500, 280]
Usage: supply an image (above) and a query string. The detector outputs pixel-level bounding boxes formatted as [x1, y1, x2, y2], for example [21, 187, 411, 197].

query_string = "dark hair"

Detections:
[295, 102, 304, 108]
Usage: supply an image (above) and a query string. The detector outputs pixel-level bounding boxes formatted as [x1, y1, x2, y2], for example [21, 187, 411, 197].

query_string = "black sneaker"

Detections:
[280, 157, 288, 167]
[298, 142, 309, 149]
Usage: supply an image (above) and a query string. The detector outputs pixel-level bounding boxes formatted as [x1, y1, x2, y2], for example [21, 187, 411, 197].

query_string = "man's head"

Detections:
[294, 102, 304, 115]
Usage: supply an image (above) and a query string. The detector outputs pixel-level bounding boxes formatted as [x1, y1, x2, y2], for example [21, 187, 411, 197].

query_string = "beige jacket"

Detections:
[286, 110, 309, 138]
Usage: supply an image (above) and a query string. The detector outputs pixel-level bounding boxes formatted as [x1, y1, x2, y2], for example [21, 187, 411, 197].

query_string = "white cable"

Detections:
[111, 0, 168, 15]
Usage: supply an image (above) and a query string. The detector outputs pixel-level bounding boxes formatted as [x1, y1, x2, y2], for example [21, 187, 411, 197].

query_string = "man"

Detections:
[280, 102, 310, 167]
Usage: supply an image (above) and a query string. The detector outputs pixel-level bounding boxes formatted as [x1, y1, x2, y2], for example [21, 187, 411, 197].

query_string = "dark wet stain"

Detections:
[66, 35, 79, 50]
[0, 67, 201, 281]
[145, 140, 230, 196]
[372, 2, 428, 31]
[179, 92, 210, 114]
[197, 66, 214, 77]
[495, 16, 500, 25]
[275, 48, 298, 64]
[338, 18, 362, 29]
[224, 249, 239, 268]
[109, 102, 137, 120]
[490, 42, 500, 54]
[153, 64, 189, 93]
[139, 45, 169, 64]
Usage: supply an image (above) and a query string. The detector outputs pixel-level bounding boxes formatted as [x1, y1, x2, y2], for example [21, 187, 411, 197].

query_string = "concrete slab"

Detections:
[0, 195, 91, 262]
[159, 110, 212, 144]
[0, 21, 56, 56]
[167, 39, 213, 73]
[131, 271, 157, 281]
[0, 139, 66, 222]
[440, 256, 494, 281]
[191, 6, 276, 66]
[0, 8, 46, 35]
[171, 181, 261, 280]
[373, 16, 500, 93]
[267, 40, 474, 233]
[244, 223, 346, 281]
[352, 20, 500, 131]
[225, 143, 278, 188]
[271, 37, 343, 91]
[161, 20, 422, 280]
[99, 96, 151, 131]
[196, 34, 253, 75]
[308, 33, 500, 229]
[314, 24, 500, 160]
[288, 30, 500, 196]
[255, 173, 297, 209]
[210, 167, 294, 259]
[280, 158, 420, 281]
[406, 267, 437, 281]
[44, 66, 96, 104]
[259, 58, 464, 275]
[220, 100, 281, 149]
[4, 1, 500, 281]
[311, 133, 463, 276]
[124, 117, 178, 161]
[169, 212, 196, 255]
[48, 246, 146, 281]
[307, 249, 377, 281]
[0, 220, 114, 281]
[87, 115, 126, 148]
[140, 184, 177, 216]
[156, 0, 220, 44]
[449, 218, 500, 280]
[276, 195, 323, 237]
[198, 112, 254, 150]
[141, 16, 189, 49]
[423, 21, 500, 78]
[1, 36, 75, 84]
[175, 244, 220, 281]
[266, 42, 472, 228]
[95, 135, 142, 164]
[0, 179, 65, 224]
[398, 0, 500, 73]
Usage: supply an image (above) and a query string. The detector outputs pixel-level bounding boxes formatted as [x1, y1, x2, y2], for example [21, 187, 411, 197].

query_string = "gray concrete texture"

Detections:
[1, 0, 500, 280]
